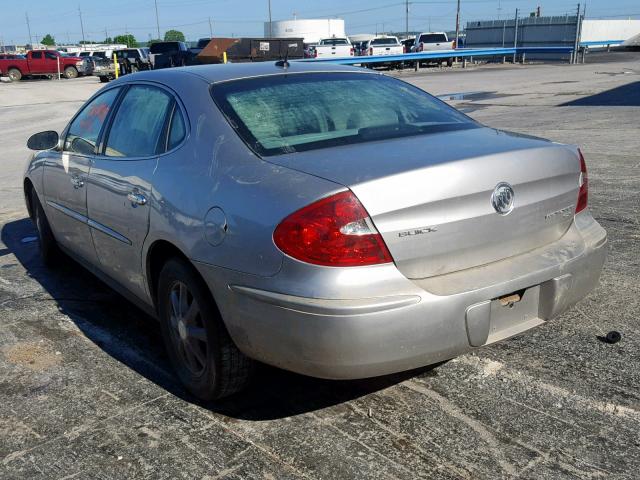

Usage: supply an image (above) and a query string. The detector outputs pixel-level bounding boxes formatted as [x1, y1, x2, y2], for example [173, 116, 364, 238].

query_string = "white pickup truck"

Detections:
[365, 36, 404, 57]
[314, 38, 354, 58]
[412, 32, 455, 66]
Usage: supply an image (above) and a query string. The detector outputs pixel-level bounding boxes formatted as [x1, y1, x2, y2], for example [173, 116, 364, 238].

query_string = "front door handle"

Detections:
[70, 175, 84, 189]
[127, 192, 147, 207]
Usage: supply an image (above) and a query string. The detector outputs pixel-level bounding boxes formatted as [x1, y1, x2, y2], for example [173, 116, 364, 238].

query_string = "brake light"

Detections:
[576, 149, 588, 213]
[350, 47, 354, 56]
[419, 42, 424, 52]
[369, 47, 373, 56]
[273, 190, 393, 267]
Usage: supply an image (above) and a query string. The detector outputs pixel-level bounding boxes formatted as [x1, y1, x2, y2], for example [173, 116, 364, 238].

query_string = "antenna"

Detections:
[275, 44, 291, 69]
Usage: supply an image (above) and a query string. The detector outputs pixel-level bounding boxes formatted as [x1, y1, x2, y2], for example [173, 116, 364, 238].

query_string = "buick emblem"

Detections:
[491, 182, 515, 215]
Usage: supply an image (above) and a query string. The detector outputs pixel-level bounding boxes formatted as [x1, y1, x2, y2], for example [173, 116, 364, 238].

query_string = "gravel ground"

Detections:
[1, 53, 639, 479]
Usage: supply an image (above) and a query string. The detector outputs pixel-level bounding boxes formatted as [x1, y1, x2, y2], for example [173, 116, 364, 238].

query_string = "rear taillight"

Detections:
[576, 149, 588, 213]
[369, 47, 373, 56]
[273, 191, 393, 267]
[350, 47, 354, 56]
[419, 42, 424, 52]
[314, 49, 318, 58]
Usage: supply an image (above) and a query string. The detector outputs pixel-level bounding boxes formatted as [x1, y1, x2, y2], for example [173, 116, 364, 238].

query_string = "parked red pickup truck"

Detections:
[0, 50, 86, 81]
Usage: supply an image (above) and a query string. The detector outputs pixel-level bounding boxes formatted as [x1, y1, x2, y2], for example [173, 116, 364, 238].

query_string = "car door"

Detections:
[43, 87, 122, 264]
[87, 83, 176, 301]
[28, 51, 46, 73]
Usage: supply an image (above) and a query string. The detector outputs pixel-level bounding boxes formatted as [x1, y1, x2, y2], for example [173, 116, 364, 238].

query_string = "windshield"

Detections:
[211, 72, 477, 157]
[419, 34, 448, 43]
[319, 39, 349, 46]
[371, 38, 399, 45]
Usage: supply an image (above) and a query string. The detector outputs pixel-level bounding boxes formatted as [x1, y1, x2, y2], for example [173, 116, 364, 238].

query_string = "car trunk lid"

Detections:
[267, 127, 580, 278]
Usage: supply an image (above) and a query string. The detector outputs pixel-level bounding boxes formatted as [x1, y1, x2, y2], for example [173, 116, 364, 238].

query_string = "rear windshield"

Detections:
[150, 43, 179, 54]
[319, 39, 349, 46]
[211, 72, 477, 157]
[419, 34, 448, 43]
[371, 38, 399, 45]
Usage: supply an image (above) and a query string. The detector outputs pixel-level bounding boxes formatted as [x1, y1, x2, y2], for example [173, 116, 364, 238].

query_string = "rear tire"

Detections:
[447, 57, 454, 67]
[99, 76, 109, 83]
[157, 258, 253, 400]
[64, 66, 78, 79]
[31, 189, 60, 267]
[8, 68, 22, 81]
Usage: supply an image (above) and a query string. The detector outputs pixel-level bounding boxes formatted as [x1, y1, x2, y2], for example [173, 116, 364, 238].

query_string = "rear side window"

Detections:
[65, 88, 121, 155]
[212, 72, 476, 156]
[419, 34, 448, 43]
[104, 85, 173, 157]
[167, 107, 186, 150]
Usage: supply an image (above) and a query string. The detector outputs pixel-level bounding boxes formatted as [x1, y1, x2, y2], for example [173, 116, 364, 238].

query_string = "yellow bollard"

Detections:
[223, 51, 227, 64]
[113, 53, 119, 79]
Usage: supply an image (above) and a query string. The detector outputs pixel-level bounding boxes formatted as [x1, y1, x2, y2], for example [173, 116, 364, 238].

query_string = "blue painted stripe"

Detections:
[580, 40, 625, 46]
[297, 46, 574, 65]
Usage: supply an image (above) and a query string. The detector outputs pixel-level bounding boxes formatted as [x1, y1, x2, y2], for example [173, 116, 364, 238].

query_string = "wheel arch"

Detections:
[23, 177, 35, 220]
[146, 239, 213, 313]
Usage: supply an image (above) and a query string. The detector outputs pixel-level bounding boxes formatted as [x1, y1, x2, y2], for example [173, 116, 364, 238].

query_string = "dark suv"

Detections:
[149, 41, 192, 69]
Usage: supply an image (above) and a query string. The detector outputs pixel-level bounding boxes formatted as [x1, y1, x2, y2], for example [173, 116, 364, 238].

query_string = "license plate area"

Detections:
[487, 285, 542, 343]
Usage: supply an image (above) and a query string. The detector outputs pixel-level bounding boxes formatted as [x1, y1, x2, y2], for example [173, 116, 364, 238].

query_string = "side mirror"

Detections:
[27, 131, 59, 151]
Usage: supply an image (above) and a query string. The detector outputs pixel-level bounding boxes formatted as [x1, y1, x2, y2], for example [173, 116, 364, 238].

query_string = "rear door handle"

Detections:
[127, 192, 147, 206]
[70, 175, 84, 189]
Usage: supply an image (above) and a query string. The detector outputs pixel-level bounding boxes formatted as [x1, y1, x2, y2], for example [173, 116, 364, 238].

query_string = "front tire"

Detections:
[64, 66, 78, 79]
[157, 258, 253, 400]
[31, 189, 59, 266]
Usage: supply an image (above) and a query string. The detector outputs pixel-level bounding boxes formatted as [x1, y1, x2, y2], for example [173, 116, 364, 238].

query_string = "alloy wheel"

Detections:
[167, 281, 208, 376]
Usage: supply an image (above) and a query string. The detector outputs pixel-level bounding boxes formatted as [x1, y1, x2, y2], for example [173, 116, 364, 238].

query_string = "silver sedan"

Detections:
[23, 62, 607, 400]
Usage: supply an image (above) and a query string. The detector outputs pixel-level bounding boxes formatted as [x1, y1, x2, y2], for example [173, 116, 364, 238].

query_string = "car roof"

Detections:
[121, 61, 369, 85]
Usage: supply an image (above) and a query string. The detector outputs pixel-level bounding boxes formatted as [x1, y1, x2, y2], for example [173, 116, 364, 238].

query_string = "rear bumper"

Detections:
[197, 211, 606, 379]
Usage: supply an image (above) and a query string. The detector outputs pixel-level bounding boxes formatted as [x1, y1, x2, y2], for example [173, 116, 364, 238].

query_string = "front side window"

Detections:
[65, 88, 121, 155]
[104, 85, 173, 157]
[212, 72, 477, 157]
[31, 52, 42, 59]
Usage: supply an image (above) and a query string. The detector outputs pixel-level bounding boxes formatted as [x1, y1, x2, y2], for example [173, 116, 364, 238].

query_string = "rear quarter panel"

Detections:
[144, 73, 343, 278]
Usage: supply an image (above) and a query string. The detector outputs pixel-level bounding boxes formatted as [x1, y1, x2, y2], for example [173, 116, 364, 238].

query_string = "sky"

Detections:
[1, 0, 639, 45]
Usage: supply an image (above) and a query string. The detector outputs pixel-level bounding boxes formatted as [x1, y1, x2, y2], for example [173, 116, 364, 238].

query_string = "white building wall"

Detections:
[266, 19, 346, 44]
[581, 19, 640, 46]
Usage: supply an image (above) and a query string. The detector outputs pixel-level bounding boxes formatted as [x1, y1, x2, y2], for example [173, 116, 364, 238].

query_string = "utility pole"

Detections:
[573, 3, 581, 64]
[513, 8, 518, 63]
[209, 17, 213, 38]
[405, 0, 409, 39]
[455, 0, 461, 48]
[268, 0, 273, 38]
[154, 0, 161, 39]
[78, 6, 86, 44]
[25, 12, 33, 47]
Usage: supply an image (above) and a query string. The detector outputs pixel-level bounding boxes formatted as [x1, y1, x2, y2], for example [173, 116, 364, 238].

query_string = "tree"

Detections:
[164, 30, 185, 42]
[41, 34, 55, 46]
[113, 34, 137, 48]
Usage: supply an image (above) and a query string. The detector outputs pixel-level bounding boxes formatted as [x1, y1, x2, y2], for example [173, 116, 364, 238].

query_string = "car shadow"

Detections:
[560, 81, 640, 106]
[1, 217, 441, 420]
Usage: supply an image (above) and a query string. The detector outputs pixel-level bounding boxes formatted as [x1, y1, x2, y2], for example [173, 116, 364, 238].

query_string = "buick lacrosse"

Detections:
[24, 62, 606, 400]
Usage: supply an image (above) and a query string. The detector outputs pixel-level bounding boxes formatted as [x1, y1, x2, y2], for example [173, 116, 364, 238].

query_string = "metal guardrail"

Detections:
[298, 46, 574, 65]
